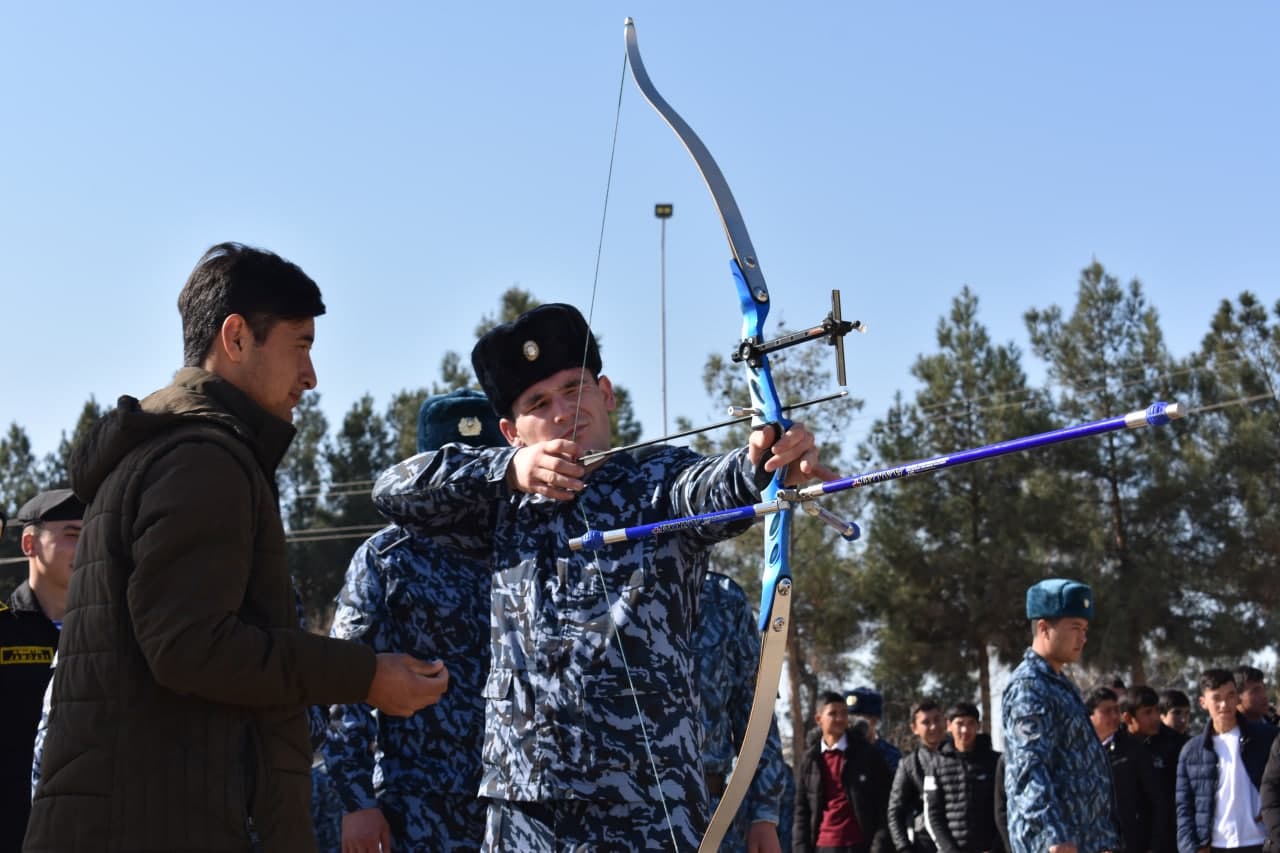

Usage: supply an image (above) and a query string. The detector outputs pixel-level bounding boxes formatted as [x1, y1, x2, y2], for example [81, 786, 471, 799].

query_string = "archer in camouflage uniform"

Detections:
[373, 304, 826, 852]
[698, 570, 786, 853]
[1002, 578, 1119, 853]
[323, 389, 505, 852]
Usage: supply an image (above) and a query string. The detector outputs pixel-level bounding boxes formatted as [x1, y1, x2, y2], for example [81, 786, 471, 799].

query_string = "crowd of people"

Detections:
[1, 241, 1277, 853]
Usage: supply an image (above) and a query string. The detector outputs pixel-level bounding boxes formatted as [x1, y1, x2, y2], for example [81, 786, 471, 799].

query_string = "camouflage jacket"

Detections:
[322, 525, 490, 813]
[372, 443, 768, 810]
[1002, 648, 1119, 853]
[697, 570, 785, 832]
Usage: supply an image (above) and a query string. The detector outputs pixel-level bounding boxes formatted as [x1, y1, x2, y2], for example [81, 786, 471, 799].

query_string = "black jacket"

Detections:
[1257, 732, 1280, 851]
[1107, 728, 1163, 853]
[1144, 724, 1189, 853]
[796, 733, 893, 853]
[0, 582, 58, 852]
[921, 735, 1003, 853]
[891, 744, 942, 853]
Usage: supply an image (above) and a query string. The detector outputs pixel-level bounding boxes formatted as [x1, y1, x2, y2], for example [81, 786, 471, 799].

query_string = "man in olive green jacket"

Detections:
[25, 243, 448, 853]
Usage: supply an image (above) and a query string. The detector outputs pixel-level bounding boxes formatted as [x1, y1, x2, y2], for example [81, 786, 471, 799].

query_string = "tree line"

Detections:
[2, 264, 1277, 762]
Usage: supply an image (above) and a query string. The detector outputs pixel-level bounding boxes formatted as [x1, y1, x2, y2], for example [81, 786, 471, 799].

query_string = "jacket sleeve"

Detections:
[868, 746, 895, 853]
[794, 755, 814, 853]
[1260, 736, 1280, 851]
[995, 752, 1011, 853]
[888, 756, 919, 853]
[921, 756, 962, 853]
[321, 540, 394, 814]
[127, 440, 375, 706]
[1175, 741, 1200, 853]
[372, 445, 514, 555]
[668, 447, 772, 545]
[1003, 681, 1073, 852]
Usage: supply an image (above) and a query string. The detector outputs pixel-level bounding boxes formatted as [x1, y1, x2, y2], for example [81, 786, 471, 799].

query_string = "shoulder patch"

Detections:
[1015, 714, 1044, 741]
[0, 600, 8, 614]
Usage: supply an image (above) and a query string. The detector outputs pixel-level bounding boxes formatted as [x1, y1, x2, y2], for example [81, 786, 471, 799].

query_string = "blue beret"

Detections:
[417, 389, 505, 453]
[846, 687, 883, 717]
[470, 303, 602, 417]
[1026, 578, 1094, 621]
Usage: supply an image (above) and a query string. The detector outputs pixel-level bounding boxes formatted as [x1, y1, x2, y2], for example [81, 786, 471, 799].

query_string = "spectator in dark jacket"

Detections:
[796, 691, 892, 853]
[890, 699, 947, 853]
[1127, 685, 1184, 853]
[921, 702, 1002, 853]
[1161, 689, 1192, 737]
[1175, 669, 1277, 853]
[1089, 685, 1161, 853]
[1258, 735, 1280, 850]
[993, 754, 1010, 853]
[1235, 667, 1277, 729]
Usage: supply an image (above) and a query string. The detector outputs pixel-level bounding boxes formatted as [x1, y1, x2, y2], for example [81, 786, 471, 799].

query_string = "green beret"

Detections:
[470, 303, 602, 417]
[1026, 578, 1094, 621]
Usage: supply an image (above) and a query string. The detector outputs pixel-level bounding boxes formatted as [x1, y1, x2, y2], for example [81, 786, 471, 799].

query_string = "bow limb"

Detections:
[624, 18, 791, 851]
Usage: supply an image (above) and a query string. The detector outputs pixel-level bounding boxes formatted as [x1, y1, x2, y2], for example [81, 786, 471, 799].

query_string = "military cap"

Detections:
[417, 389, 506, 453]
[846, 687, 884, 718]
[1026, 577, 1094, 621]
[15, 489, 85, 526]
[470, 303, 602, 417]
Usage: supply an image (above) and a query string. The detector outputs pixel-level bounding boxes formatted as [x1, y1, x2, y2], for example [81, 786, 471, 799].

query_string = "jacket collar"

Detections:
[7, 580, 44, 615]
[1201, 712, 1252, 749]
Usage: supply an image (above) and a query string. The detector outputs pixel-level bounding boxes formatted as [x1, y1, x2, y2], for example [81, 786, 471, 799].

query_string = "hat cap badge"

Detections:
[458, 416, 482, 437]
[522, 340, 540, 361]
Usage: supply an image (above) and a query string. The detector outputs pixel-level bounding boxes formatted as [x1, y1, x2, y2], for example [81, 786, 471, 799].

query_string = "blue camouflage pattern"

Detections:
[322, 523, 491, 850]
[778, 763, 795, 853]
[877, 737, 903, 774]
[372, 443, 769, 847]
[1002, 647, 1119, 853]
[484, 797, 701, 851]
[698, 570, 785, 852]
[312, 755, 343, 853]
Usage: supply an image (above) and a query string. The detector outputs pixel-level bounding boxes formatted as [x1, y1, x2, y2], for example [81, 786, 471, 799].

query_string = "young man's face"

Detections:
[912, 708, 946, 750]
[1238, 679, 1269, 719]
[22, 520, 81, 589]
[947, 714, 979, 752]
[238, 317, 317, 423]
[501, 368, 616, 454]
[1039, 617, 1088, 667]
[815, 701, 849, 745]
[1162, 706, 1191, 734]
[1201, 682, 1240, 734]
[1125, 704, 1162, 738]
[1090, 698, 1121, 741]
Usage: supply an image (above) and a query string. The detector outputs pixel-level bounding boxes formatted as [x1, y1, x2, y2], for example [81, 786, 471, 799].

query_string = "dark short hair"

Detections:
[1120, 685, 1160, 716]
[1199, 668, 1236, 694]
[910, 698, 941, 723]
[946, 702, 980, 722]
[1234, 665, 1266, 692]
[1086, 686, 1118, 714]
[178, 242, 325, 366]
[817, 691, 846, 712]
[1159, 689, 1191, 714]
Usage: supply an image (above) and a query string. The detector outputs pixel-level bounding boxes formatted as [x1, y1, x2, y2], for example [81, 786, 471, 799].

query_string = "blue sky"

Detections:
[2, 2, 1276, 464]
